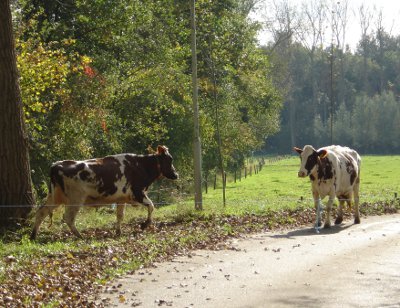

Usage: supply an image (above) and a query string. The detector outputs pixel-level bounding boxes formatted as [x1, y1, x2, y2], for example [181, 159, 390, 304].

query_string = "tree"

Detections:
[0, 0, 35, 227]
[357, 3, 372, 93]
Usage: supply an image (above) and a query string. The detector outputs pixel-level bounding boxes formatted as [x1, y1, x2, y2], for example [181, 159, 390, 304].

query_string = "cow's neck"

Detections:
[139, 155, 162, 183]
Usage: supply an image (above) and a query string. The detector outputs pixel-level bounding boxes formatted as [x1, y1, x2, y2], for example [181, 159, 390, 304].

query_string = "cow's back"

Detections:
[49, 155, 128, 202]
[320, 145, 361, 195]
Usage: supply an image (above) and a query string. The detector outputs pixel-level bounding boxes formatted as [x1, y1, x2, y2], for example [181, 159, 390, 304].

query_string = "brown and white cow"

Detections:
[293, 145, 361, 228]
[30, 145, 178, 240]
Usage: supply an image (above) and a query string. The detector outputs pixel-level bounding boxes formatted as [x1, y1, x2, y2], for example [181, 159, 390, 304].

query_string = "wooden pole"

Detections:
[190, 0, 203, 210]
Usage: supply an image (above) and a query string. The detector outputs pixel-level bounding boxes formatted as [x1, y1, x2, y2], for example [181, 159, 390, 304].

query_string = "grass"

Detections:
[12, 155, 398, 238]
[201, 156, 309, 212]
[0, 155, 399, 307]
[201, 155, 400, 210]
[2, 155, 399, 247]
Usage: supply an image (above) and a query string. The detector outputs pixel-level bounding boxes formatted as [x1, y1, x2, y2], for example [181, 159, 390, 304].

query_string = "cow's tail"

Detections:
[46, 181, 56, 228]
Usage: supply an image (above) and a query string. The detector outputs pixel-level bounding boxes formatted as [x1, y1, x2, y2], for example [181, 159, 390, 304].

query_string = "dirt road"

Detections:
[98, 214, 400, 307]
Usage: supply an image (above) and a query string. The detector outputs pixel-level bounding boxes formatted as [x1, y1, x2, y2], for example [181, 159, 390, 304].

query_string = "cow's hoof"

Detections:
[335, 217, 343, 225]
[115, 229, 121, 236]
[140, 221, 151, 230]
[323, 223, 331, 229]
[354, 217, 361, 224]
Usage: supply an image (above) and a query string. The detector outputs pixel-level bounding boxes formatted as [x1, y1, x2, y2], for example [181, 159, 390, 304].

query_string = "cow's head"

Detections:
[156, 145, 179, 180]
[293, 145, 328, 178]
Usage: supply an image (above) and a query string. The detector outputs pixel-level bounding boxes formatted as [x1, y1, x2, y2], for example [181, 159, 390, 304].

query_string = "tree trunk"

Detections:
[0, 0, 35, 226]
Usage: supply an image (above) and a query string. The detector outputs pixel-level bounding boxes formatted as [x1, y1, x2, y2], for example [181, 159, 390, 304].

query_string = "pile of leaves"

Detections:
[1, 201, 398, 307]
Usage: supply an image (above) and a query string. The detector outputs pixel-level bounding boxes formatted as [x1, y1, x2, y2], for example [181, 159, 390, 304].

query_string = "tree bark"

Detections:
[0, 0, 34, 226]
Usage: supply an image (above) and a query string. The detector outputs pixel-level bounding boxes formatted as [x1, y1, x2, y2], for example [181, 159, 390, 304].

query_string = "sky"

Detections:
[253, 0, 400, 51]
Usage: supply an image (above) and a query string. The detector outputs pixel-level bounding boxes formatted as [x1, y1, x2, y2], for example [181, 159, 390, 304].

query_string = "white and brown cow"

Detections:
[30, 145, 178, 240]
[293, 145, 361, 228]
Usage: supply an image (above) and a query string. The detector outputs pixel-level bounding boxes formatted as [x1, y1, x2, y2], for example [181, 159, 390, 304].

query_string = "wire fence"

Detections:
[0, 155, 399, 210]
[0, 187, 398, 208]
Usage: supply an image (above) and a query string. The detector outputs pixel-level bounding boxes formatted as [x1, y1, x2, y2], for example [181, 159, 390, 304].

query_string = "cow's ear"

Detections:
[317, 149, 328, 159]
[157, 145, 167, 155]
[293, 147, 303, 154]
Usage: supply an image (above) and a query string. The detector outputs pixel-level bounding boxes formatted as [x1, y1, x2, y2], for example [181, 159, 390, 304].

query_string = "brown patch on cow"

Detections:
[342, 153, 358, 185]
[317, 157, 334, 180]
[304, 152, 318, 175]
[350, 170, 357, 185]
[345, 161, 357, 185]
[123, 154, 160, 188]
[123, 154, 162, 203]
[63, 163, 85, 177]
[79, 170, 91, 181]
[89, 157, 122, 196]
[309, 174, 316, 181]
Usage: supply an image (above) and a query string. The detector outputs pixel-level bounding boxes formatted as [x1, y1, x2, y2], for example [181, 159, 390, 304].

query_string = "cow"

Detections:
[293, 145, 361, 228]
[30, 145, 178, 240]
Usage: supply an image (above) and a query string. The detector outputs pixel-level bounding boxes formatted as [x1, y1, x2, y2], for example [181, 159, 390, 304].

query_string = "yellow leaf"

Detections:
[119, 295, 126, 303]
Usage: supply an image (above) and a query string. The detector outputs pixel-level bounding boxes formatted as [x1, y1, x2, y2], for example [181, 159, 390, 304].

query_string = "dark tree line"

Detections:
[262, 0, 400, 154]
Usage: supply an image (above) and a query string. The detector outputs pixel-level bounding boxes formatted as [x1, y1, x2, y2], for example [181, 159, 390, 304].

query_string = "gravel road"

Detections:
[98, 214, 400, 307]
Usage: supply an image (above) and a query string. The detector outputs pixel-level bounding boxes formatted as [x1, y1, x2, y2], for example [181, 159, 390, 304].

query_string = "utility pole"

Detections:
[190, 0, 203, 210]
[330, 4, 336, 145]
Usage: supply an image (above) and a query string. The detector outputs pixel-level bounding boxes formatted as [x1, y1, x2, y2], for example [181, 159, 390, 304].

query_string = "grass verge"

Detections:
[0, 155, 399, 307]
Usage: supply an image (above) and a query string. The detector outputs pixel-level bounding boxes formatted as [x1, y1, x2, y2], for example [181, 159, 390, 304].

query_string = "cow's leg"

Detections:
[140, 195, 155, 229]
[335, 196, 345, 225]
[312, 190, 322, 227]
[115, 204, 126, 236]
[30, 204, 60, 240]
[30, 193, 61, 240]
[64, 205, 83, 239]
[324, 194, 335, 228]
[353, 178, 361, 224]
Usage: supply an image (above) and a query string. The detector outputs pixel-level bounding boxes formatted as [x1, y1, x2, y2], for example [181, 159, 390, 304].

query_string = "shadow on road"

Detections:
[270, 223, 354, 239]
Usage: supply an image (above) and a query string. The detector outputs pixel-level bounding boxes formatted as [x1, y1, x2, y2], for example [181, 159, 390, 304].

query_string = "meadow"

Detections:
[9, 155, 398, 238]
[0, 155, 399, 307]
[163, 155, 400, 217]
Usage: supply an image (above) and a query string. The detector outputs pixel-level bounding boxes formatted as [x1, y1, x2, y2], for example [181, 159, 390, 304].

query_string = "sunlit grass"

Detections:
[11, 155, 398, 240]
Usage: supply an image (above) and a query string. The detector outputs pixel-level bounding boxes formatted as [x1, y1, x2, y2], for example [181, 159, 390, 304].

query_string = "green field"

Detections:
[3, 155, 398, 237]
[165, 155, 400, 218]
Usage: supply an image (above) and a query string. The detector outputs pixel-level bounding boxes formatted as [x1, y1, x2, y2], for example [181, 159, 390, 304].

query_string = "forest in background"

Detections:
[261, 0, 400, 154]
[10, 0, 400, 200]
